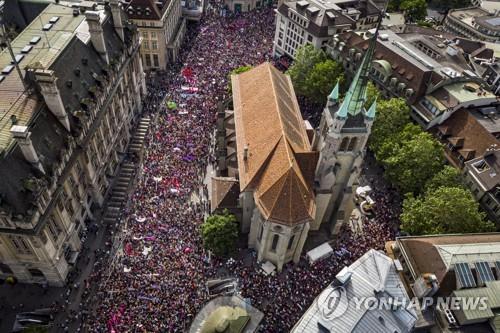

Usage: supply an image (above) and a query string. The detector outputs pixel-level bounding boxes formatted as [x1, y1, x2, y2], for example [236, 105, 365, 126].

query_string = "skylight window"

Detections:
[30, 36, 41, 45]
[49, 16, 60, 24]
[2, 65, 14, 74]
[11, 54, 25, 64]
[43, 23, 53, 31]
[21, 45, 33, 53]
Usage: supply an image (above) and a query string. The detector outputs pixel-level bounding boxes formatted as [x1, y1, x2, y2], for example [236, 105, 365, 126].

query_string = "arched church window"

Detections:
[258, 224, 264, 241]
[271, 234, 279, 252]
[339, 137, 349, 151]
[287, 235, 295, 250]
[348, 137, 358, 151]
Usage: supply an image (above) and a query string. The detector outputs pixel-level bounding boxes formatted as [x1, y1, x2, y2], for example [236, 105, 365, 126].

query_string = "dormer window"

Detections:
[473, 160, 490, 173]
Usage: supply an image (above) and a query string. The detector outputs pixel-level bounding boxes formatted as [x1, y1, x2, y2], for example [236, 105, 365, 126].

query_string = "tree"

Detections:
[302, 59, 344, 103]
[287, 44, 328, 96]
[381, 126, 445, 194]
[201, 210, 239, 257]
[228, 65, 253, 93]
[401, 0, 427, 22]
[369, 98, 411, 156]
[401, 187, 495, 235]
[365, 81, 381, 109]
[425, 165, 466, 193]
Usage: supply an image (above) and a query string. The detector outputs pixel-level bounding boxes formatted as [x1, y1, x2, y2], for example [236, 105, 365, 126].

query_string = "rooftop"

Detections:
[465, 149, 500, 192]
[125, 0, 171, 21]
[397, 233, 500, 285]
[292, 249, 417, 333]
[231, 62, 317, 225]
[0, 4, 88, 154]
[449, 7, 500, 32]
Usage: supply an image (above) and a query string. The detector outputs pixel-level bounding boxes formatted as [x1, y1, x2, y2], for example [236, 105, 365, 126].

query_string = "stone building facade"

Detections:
[0, 2, 145, 286]
[127, 0, 186, 70]
[273, 0, 380, 58]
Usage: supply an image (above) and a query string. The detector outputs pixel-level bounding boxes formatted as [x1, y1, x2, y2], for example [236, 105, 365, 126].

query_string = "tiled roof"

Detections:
[437, 109, 499, 164]
[292, 249, 417, 333]
[126, 0, 168, 20]
[231, 63, 316, 225]
[210, 177, 239, 212]
[0, 4, 86, 154]
[397, 233, 500, 286]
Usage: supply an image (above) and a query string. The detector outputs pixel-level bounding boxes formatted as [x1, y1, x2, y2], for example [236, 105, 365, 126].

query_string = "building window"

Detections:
[142, 31, 148, 39]
[258, 224, 264, 241]
[271, 234, 279, 252]
[143, 40, 149, 49]
[150, 31, 157, 39]
[153, 54, 159, 67]
[339, 137, 349, 151]
[0, 262, 13, 274]
[9, 236, 32, 255]
[151, 40, 158, 50]
[46, 217, 62, 242]
[307, 34, 313, 42]
[28, 269, 45, 278]
[287, 235, 295, 250]
[145, 54, 151, 67]
[348, 137, 358, 151]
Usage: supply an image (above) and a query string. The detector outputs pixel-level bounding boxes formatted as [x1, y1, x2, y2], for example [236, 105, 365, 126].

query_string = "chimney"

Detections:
[85, 11, 109, 64]
[34, 69, 70, 131]
[109, 0, 125, 41]
[243, 145, 249, 160]
[10, 125, 45, 174]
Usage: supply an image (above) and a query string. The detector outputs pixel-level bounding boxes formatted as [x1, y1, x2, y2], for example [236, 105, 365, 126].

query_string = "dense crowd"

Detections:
[79, 6, 399, 332]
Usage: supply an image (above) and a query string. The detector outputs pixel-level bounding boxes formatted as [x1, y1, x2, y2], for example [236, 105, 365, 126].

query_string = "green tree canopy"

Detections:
[302, 59, 345, 103]
[401, 0, 427, 22]
[381, 125, 445, 194]
[201, 210, 239, 257]
[401, 187, 495, 235]
[365, 81, 381, 109]
[369, 97, 412, 156]
[287, 45, 327, 96]
[425, 165, 466, 193]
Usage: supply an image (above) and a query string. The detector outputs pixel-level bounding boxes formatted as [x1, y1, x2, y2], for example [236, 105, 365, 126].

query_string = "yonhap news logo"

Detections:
[316, 286, 489, 321]
[316, 286, 349, 320]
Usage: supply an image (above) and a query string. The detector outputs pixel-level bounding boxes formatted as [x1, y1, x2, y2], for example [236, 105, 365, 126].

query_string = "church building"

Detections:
[211, 26, 379, 270]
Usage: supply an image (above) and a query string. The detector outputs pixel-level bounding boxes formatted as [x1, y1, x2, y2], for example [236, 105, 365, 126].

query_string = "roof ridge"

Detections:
[267, 63, 292, 164]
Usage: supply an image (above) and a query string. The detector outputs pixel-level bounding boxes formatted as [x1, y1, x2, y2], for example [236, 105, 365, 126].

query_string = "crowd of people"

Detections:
[79, 6, 400, 332]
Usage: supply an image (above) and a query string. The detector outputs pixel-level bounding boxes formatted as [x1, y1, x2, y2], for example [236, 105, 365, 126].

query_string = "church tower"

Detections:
[311, 23, 380, 233]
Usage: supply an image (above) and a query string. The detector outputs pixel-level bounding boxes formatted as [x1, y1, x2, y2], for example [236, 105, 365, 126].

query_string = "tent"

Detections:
[306, 242, 334, 264]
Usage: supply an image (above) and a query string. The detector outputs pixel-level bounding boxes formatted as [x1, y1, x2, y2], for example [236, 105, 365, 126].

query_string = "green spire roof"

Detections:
[366, 98, 377, 119]
[336, 15, 382, 118]
[328, 80, 340, 102]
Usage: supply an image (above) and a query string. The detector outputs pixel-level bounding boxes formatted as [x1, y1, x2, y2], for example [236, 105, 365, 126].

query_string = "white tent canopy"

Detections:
[306, 242, 334, 264]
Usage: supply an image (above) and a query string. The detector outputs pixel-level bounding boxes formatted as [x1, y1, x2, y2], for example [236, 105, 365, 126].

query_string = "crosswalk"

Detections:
[101, 116, 151, 225]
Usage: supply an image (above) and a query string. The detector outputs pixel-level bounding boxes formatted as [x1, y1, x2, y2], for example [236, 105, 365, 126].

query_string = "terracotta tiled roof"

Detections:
[210, 177, 239, 212]
[438, 109, 499, 163]
[398, 233, 500, 289]
[231, 63, 316, 225]
[126, 0, 165, 20]
[338, 31, 434, 104]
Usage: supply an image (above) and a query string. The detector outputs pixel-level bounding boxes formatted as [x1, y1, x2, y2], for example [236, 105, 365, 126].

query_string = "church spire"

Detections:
[336, 11, 384, 118]
[366, 98, 377, 119]
[328, 80, 340, 102]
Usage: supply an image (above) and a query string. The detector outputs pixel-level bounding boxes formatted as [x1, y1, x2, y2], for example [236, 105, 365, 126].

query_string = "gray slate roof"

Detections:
[292, 249, 417, 333]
